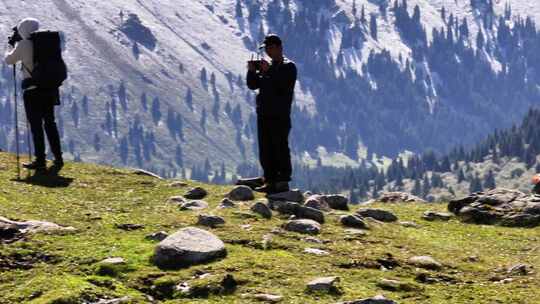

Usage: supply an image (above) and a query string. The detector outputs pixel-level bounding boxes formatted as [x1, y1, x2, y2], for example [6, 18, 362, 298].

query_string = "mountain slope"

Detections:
[1, 152, 540, 303]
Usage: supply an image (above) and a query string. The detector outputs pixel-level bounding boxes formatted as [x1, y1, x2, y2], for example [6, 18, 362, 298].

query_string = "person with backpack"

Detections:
[239, 34, 297, 194]
[5, 18, 66, 172]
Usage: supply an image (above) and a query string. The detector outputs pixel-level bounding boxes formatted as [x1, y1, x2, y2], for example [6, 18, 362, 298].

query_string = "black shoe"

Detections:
[236, 177, 265, 189]
[23, 160, 46, 170]
[53, 159, 64, 169]
[255, 182, 289, 195]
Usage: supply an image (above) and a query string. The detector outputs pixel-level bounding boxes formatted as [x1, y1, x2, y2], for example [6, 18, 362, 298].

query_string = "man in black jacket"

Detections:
[243, 34, 297, 194]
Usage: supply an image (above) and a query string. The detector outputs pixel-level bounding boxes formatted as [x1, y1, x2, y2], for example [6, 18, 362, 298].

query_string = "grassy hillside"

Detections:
[0, 152, 539, 304]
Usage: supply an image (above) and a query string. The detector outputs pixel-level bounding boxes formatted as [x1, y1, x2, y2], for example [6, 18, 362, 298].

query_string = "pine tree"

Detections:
[370, 14, 378, 40]
[483, 170, 496, 190]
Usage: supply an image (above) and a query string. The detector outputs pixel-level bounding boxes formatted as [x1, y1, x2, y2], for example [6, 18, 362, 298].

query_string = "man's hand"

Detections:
[247, 61, 257, 72]
[260, 60, 270, 73]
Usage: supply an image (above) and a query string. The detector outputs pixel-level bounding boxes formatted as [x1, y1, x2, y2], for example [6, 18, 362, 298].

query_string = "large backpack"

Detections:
[25, 31, 68, 89]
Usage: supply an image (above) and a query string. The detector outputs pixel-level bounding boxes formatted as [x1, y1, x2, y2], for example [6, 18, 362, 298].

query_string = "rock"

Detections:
[507, 263, 532, 276]
[227, 185, 255, 201]
[133, 169, 162, 179]
[306, 276, 340, 293]
[296, 206, 325, 224]
[356, 209, 398, 222]
[145, 231, 169, 241]
[304, 196, 331, 211]
[169, 181, 188, 188]
[168, 196, 186, 204]
[197, 214, 225, 228]
[184, 187, 208, 200]
[304, 248, 330, 256]
[180, 200, 209, 211]
[336, 295, 397, 304]
[448, 188, 540, 227]
[99, 257, 126, 265]
[267, 190, 304, 203]
[408, 256, 443, 270]
[92, 297, 131, 304]
[340, 215, 369, 229]
[377, 279, 419, 292]
[399, 221, 421, 228]
[323, 195, 350, 210]
[422, 211, 453, 221]
[218, 198, 236, 209]
[283, 219, 321, 235]
[344, 229, 369, 236]
[365, 192, 427, 204]
[252, 293, 283, 303]
[268, 200, 300, 214]
[0, 217, 76, 235]
[115, 223, 144, 231]
[251, 202, 272, 219]
[153, 227, 226, 269]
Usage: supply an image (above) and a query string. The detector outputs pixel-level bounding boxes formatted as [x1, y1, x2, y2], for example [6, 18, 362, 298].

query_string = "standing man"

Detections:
[5, 18, 64, 172]
[242, 34, 297, 194]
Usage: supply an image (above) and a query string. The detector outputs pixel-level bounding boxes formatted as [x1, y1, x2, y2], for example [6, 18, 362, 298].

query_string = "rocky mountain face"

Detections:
[0, 0, 539, 181]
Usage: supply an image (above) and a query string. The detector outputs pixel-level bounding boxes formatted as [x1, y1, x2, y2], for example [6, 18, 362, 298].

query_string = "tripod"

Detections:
[12, 65, 32, 180]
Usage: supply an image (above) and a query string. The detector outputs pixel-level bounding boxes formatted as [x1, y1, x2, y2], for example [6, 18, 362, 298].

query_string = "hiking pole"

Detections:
[12, 65, 20, 180]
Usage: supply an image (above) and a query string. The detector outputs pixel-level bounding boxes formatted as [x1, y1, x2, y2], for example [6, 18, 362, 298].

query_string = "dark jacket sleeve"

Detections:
[246, 70, 260, 90]
[276, 63, 297, 95]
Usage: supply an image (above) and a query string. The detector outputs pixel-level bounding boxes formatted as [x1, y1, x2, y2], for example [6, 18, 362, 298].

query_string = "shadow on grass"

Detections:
[12, 169, 74, 188]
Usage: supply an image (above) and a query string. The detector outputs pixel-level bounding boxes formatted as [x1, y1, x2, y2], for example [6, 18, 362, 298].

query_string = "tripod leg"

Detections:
[13, 65, 20, 180]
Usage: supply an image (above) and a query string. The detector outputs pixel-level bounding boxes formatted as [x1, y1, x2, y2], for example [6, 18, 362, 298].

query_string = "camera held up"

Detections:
[8, 26, 22, 47]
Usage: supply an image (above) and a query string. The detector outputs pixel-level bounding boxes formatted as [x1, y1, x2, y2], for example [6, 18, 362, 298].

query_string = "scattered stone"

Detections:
[307, 276, 340, 293]
[364, 192, 427, 204]
[145, 231, 169, 242]
[400, 221, 421, 228]
[0, 217, 76, 236]
[356, 209, 398, 222]
[227, 185, 255, 201]
[340, 214, 369, 229]
[296, 206, 325, 223]
[267, 190, 304, 203]
[422, 211, 453, 221]
[303, 237, 324, 244]
[115, 223, 144, 231]
[99, 257, 126, 265]
[251, 202, 272, 219]
[197, 214, 226, 228]
[184, 187, 208, 200]
[252, 293, 283, 303]
[218, 198, 236, 209]
[169, 181, 188, 188]
[335, 294, 397, 304]
[304, 196, 331, 211]
[133, 169, 162, 179]
[92, 297, 131, 304]
[408, 256, 443, 270]
[268, 200, 300, 214]
[377, 279, 419, 292]
[283, 219, 321, 235]
[507, 263, 532, 276]
[323, 195, 350, 210]
[304, 248, 330, 256]
[261, 234, 273, 250]
[153, 227, 226, 269]
[344, 229, 369, 236]
[448, 188, 540, 227]
[180, 200, 209, 211]
[168, 196, 186, 204]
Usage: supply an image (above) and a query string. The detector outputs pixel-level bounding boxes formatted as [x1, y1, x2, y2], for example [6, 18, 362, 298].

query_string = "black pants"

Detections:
[257, 116, 292, 183]
[23, 89, 62, 162]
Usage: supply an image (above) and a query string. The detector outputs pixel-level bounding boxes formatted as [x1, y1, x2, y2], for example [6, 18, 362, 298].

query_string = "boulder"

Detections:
[307, 276, 340, 293]
[304, 196, 331, 211]
[296, 206, 325, 224]
[184, 187, 208, 200]
[336, 295, 397, 304]
[448, 188, 540, 227]
[422, 211, 453, 221]
[322, 195, 350, 210]
[251, 202, 272, 219]
[340, 215, 369, 229]
[268, 200, 300, 214]
[227, 185, 255, 201]
[267, 190, 304, 203]
[356, 209, 398, 222]
[197, 214, 226, 228]
[408, 256, 443, 270]
[283, 219, 321, 235]
[180, 200, 209, 211]
[153, 227, 226, 269]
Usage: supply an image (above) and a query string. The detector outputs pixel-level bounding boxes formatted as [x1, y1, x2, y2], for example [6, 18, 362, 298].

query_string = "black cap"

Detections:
[259, 34, 282, 49]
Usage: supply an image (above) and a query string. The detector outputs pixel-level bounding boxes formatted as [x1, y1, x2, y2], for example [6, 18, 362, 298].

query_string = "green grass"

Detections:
[1, 152, 539, 303]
